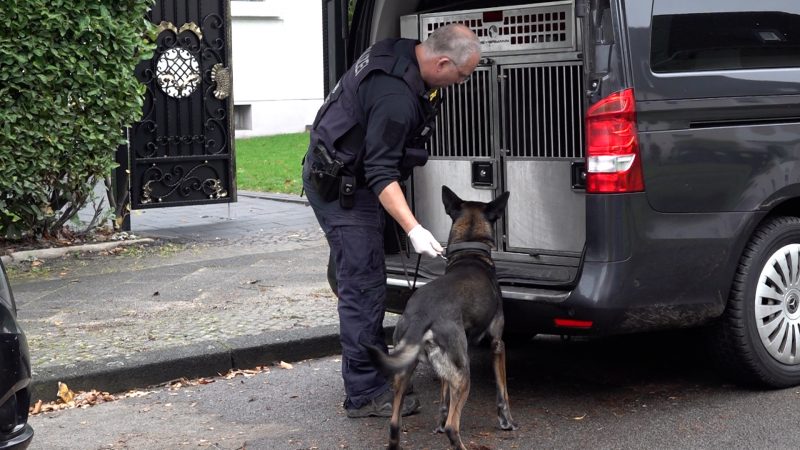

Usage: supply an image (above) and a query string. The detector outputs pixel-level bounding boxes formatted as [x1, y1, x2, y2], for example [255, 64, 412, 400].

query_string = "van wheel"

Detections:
[711, 216, 800, 388]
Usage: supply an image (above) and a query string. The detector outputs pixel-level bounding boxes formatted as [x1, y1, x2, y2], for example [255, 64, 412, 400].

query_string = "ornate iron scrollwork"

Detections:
[140, 161, 229, 204]
[156, 21, 203, 42]
[130, 3, 233, 208]
[156, 48, 201, 98]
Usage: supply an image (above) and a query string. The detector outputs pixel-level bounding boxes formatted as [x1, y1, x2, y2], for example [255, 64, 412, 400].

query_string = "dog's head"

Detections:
[441, 186, 510, 248]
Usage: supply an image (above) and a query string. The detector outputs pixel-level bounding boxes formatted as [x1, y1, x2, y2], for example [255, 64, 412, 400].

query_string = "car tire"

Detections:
[710, 216, 800, 388]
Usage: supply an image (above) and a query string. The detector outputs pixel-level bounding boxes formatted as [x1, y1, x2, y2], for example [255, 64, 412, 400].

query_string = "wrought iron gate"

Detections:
[129, 0, 235, 209]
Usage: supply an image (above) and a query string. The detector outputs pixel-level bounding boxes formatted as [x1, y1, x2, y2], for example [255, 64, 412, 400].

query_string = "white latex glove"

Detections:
[407, 224, 444, 258]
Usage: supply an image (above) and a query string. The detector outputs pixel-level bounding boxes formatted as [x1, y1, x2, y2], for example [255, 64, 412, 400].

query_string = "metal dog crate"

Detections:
[402, 1, 586, 255]
[402, 1, 576, 55]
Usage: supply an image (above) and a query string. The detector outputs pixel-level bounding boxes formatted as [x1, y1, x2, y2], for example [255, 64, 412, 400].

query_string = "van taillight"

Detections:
[585, 88, 644, 193]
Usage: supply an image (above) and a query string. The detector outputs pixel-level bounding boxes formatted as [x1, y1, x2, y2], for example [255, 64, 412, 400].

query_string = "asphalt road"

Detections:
[29, 331, 800, 450]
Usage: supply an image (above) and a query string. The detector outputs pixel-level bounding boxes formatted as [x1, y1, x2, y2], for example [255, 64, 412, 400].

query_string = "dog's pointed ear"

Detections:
[442, 185, 463, 219]
[484, 191, 510, 222]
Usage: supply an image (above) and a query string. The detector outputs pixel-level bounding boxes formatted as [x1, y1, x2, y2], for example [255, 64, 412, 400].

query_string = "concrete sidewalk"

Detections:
[8, 192, 397, 403]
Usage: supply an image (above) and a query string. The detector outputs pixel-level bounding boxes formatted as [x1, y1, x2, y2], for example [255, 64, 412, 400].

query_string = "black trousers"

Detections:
[302, 163, 389, 409]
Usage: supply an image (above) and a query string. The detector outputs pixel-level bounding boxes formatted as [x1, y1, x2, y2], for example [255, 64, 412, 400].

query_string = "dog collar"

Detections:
[445, 242, 493, 257]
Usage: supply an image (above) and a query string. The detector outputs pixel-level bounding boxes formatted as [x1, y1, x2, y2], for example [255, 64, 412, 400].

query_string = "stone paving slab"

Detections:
[123, 192, 315, 243]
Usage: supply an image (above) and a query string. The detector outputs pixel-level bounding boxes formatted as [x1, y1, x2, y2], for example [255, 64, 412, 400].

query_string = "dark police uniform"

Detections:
[301, 38, 439, 409]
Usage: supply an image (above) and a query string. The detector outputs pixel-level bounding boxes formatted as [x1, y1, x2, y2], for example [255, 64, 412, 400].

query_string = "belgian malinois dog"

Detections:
[365, 186, 516, 450]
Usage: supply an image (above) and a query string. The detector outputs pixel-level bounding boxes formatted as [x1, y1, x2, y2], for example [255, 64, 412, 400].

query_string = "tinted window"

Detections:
[651, 1, 800, 73]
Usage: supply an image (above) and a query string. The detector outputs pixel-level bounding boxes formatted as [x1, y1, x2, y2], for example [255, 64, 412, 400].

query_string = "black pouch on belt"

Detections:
[339, 175, 356, 209]
[311, 144, 342, 202]
[312, 169, 340, 202]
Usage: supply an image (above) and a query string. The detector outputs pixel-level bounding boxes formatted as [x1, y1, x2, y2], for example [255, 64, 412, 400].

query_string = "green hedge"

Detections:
[0, 0, 154, 239]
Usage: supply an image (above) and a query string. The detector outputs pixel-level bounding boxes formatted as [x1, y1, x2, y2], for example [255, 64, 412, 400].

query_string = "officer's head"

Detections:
[417, 24, 481, 88]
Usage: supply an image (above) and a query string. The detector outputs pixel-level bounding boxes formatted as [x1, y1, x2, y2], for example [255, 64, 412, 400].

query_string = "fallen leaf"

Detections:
[573, 414, 587, 420]
[31, 400, 42, 415]
[278, 361, 294, 370]
[225, 369, 256, 379]
[58, 382, 75, 403]
[122, 390, 156, 398]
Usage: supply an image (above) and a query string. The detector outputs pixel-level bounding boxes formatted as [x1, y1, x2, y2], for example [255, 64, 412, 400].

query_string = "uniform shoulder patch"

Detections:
[354, 48, 371, 76]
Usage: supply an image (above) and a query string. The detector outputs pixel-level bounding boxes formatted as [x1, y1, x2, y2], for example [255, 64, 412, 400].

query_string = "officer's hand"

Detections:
[408, 224, 444, 258]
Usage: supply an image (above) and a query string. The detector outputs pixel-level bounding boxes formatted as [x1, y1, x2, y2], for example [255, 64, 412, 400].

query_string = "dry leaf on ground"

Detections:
[278, 361, 294, 370]
[57, 382, 75, 403]
[30, 383, 117, 416]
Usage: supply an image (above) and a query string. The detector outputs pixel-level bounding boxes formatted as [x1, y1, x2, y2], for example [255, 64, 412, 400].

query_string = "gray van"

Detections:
[322, 0, 800, 387]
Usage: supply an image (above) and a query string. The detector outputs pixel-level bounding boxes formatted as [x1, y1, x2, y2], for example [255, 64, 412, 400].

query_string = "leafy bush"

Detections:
[0, 0, 154, 239]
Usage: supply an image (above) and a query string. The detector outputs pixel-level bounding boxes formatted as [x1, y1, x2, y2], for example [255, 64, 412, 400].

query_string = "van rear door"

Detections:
[321, 0, 350, 95]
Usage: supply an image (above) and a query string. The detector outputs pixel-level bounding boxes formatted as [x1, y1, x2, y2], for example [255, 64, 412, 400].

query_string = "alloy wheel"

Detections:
[755, 243, 800, 365]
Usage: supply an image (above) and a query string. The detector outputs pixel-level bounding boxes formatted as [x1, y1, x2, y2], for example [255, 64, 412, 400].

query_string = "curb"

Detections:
[30, 325, 340, 402]
[238, 190, 309, 205]
[2, 238, 155, 266]
[29, 324, 395, 403]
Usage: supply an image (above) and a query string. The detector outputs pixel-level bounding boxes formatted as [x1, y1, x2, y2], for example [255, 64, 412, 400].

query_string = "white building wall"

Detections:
[231, 1, 323, 137]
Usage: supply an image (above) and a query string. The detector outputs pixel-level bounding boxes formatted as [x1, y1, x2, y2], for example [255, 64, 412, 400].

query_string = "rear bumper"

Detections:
[0, 331, 31, 450]
[387, 194, 764, 335]
[387, 258, 728, 335]
[0, 424, 33, 450]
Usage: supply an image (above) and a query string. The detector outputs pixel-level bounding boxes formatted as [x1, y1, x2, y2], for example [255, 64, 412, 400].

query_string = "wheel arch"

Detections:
[716, 194, 800, 317]
[710, 203, 800, 387]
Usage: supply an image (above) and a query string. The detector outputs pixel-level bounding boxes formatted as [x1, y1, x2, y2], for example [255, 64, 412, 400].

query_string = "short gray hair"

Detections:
[422, 24, 481, 66]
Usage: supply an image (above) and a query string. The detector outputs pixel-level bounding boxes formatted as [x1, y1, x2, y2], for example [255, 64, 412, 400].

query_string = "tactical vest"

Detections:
[309, 39, 441, 182]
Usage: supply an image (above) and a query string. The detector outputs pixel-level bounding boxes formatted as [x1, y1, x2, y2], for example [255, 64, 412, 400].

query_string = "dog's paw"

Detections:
[434, 425, 446, 434]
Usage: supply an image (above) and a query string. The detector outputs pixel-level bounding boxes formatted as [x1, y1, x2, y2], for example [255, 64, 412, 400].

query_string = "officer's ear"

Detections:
[435, 56, 451, 73]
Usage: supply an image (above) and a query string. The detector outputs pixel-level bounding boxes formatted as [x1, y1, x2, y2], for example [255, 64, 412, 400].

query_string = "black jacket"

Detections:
[308, 39, 438, 195]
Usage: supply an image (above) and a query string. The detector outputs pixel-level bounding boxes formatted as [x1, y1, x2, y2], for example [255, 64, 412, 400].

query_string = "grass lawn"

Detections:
[235, 132, 309, 195]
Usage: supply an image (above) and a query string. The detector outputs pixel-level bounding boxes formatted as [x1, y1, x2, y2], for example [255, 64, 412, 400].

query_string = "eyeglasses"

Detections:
[447, 58, 472, 83]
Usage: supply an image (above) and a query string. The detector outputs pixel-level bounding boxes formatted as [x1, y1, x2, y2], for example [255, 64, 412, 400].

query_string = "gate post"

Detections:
[113, 127, 131, 232]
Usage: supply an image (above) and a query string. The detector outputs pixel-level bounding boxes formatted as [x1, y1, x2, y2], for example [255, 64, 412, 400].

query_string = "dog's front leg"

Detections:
[492, 338, 518, 431]
[435, 379, 449, 433]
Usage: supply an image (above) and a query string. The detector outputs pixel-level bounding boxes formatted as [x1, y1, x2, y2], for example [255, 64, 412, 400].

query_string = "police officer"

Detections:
[302, 24, 481, 418]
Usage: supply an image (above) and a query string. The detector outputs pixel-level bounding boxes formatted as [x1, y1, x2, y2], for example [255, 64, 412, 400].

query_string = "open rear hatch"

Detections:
[354, 0, 589, 289]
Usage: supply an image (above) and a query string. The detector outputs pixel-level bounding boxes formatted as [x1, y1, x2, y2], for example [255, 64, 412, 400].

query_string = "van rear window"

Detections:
[650, 3, 800, 73]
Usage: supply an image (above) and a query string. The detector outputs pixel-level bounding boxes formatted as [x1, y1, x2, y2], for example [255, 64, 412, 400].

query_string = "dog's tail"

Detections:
[365, 322, 431, 375]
